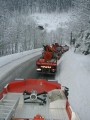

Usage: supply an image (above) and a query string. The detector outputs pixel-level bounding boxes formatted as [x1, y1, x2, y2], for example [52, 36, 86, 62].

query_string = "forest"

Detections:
[0, 0, 90, 56]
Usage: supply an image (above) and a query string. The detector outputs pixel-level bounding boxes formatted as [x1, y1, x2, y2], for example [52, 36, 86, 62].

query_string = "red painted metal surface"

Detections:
[0, 79, 73, 120]
[43, 51, 53, 61]
[0, 91, 3, 99]
[36, 60, 57, 65]
[66, 100, 72, 120]
[4, 79, 61, 93]
[33, 114, 44, 120]
[36, 59, 57, 66]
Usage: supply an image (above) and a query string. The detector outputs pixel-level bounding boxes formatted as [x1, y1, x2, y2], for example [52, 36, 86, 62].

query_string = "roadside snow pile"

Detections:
[0, 48, 42, 68]
[56, 49, 90, 120]
[31, 13, 71, 32]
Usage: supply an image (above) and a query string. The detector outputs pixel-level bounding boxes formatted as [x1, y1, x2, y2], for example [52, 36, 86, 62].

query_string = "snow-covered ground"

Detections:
[56, 49, 90, 120]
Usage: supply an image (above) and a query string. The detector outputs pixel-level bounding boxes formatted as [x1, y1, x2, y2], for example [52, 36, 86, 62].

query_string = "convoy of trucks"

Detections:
[36, 43, 69, 74]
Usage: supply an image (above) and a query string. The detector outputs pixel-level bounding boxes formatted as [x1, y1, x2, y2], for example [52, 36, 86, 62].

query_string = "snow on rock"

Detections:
[56, 49, 90, 120]
[31, 13, 71, 32]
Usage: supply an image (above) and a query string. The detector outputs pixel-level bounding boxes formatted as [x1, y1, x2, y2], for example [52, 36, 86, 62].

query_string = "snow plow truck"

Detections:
[36, 43, 69, 74]
[36, 43, 62, 74]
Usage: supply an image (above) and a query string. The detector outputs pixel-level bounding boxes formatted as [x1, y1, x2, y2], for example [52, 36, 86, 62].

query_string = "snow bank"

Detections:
[56, 49, 90, 120]
[0, 48, 42, 68]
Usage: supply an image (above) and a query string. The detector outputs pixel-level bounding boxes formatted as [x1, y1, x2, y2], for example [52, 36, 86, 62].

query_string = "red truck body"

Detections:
[36, 43, 69, 74]
[36, 51, 57, 74]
